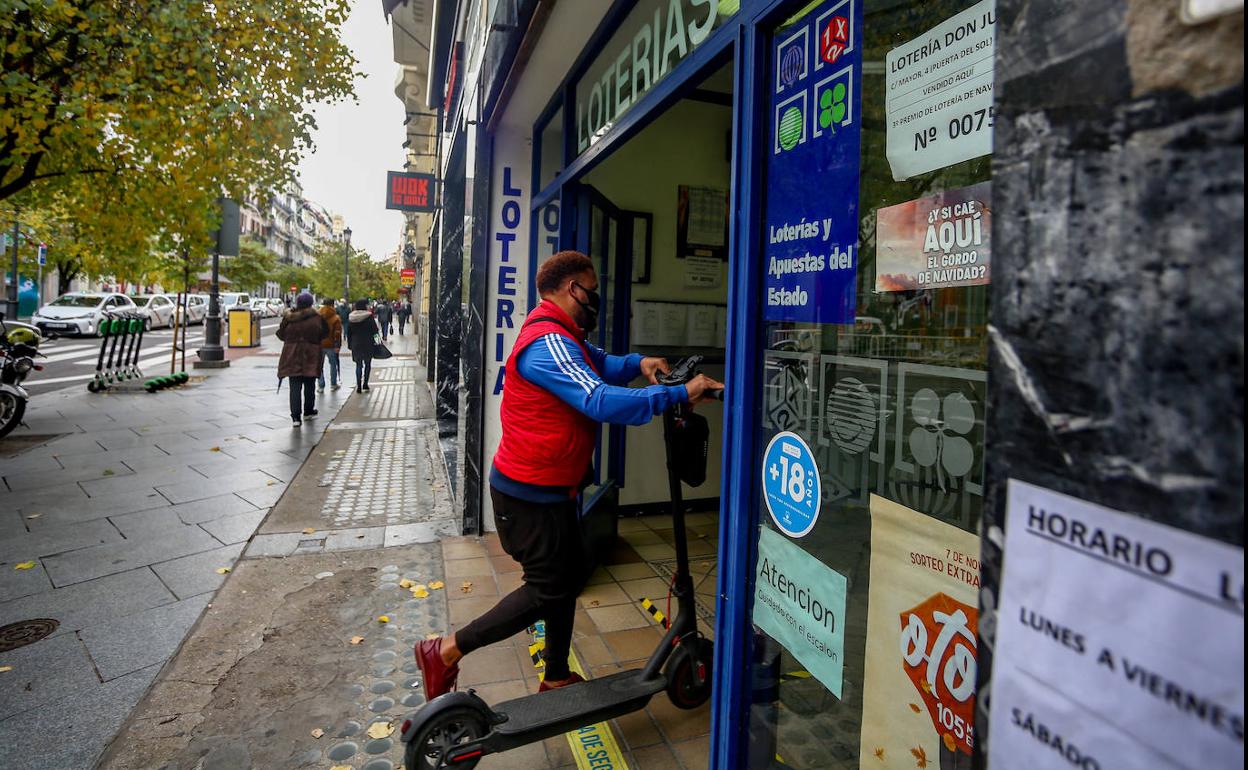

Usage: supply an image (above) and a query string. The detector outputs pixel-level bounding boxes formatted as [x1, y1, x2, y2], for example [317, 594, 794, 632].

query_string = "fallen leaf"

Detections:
[458, 582, 472, 594]
[377, 615, 390, 624]
[14, 561, 35, 570]
[920, 680, 932, 694]
[311, 728, 324, 739]
[428, 580, 444, 590]
[411, 588, 429, 599]
[399, 578, 414, 589]
[24, 513, 41, 519]
[366, 721, 394, 739]
[330, 766, 352, 770]
[942, 733, 957, 753]
[589, 600, 600, 607]
[266, 480, 276, 486]
[210, 446, 221, 452]
[215, 567, 231, 574]
[0, 666, 12, 673]
[425, 633, 439, 640]
[350, 636, 365, 645]
[908, 703, 921, 713]
[302, 528, 316, 535]
[911, 746, 929, 769]
[102, 469, 115, 476]
[873, 747, 885, 761]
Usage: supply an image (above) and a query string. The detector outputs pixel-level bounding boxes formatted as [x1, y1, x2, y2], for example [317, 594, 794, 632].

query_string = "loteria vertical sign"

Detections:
[385, 171, 438, 213]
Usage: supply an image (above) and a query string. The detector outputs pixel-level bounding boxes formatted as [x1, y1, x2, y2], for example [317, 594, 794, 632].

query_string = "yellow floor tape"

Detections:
[530, 621, 632, 770]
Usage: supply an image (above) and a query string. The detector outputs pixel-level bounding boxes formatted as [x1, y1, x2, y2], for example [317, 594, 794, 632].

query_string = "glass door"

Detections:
[574, 185, 633, 502]
[745, 0, 994, 767]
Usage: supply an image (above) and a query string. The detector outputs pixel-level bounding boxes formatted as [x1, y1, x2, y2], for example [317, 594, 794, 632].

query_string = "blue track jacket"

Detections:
[490, 333, 687, 503]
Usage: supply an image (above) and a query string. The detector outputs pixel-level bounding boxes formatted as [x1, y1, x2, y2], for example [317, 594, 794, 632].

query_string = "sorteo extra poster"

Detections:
[860, 495, 980, 770]
[875, 181, 991, 293]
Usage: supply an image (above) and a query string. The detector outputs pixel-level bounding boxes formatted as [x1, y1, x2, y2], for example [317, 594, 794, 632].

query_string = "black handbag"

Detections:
[372, 341, 392, 359]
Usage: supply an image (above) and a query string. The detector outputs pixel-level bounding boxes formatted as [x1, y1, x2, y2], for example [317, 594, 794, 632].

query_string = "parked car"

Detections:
[30, 293, 136, 337]
[219, 293, 252, 326]
[250, 297, 278, 318]
[175, 294, 209, 326]
[131, 294, 176, 330]
[266, 298, 285, 317]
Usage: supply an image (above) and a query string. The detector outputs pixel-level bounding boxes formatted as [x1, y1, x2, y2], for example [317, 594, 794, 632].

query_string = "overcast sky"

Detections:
[298, 2, 407, 263]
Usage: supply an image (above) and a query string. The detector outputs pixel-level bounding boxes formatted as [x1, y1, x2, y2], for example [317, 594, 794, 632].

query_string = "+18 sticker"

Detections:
[762, 431, 822, 537]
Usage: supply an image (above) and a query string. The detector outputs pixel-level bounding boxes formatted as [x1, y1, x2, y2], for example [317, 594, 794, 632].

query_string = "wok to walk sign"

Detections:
[386, 171, 437, 213]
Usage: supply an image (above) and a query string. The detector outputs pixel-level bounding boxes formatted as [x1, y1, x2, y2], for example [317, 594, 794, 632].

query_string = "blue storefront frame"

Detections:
[500, 1, 814, 766]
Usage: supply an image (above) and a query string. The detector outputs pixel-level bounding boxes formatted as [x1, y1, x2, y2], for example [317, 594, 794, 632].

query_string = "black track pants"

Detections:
[456, 487, 589, 680]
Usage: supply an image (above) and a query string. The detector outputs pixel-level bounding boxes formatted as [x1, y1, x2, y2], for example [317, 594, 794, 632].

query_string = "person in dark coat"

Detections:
[374, 299, 394, 341]
[347, 298, 380, 393]
[336, 298, 350, 335]
[277, 292, 329, 427]
[397, 300, 412, 335]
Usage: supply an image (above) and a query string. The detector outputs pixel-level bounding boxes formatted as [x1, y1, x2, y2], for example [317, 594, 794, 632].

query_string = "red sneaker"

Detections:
[415, 638, 460, 700]
[538, 672, 585, 692]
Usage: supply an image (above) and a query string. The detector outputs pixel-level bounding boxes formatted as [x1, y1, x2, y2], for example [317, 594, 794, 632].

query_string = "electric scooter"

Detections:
[400, 356, 723, 769]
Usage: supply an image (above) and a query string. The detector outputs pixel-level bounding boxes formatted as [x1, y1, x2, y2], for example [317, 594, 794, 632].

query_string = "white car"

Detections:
[250, 297, 277, 318]
[31, 293, 137, 337]
[131, 294, 176, 330]
[175, 295, 208, 326]
[219, 293, 252, 325]
[266, 298, 285, 317]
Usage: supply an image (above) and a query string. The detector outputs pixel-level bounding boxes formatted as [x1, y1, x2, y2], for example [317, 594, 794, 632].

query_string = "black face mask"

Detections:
[571, 281, 600, 333]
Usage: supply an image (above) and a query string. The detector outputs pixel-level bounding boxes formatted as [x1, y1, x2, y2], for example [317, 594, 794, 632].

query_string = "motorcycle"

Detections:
[0, 311, 46, 439]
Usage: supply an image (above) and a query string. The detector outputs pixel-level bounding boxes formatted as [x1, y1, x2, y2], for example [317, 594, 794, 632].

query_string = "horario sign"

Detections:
[385, 171, 438, 213]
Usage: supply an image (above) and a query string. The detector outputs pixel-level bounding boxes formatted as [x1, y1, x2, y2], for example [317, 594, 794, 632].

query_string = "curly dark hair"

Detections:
[536, 250, 595, 297]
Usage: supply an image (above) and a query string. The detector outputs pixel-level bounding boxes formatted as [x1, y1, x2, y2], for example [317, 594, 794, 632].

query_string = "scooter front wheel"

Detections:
[404, 706, 488, 770]
[0, 391, 26, 439]
[665, 637, 714, 710]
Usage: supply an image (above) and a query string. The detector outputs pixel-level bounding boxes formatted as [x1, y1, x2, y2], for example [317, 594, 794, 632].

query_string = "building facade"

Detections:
[401, 0, 1244, 767]
[240, 180, 345, 269]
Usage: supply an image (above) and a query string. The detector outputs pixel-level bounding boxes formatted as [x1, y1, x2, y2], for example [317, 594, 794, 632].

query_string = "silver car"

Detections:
[30, 293, 137, 337]
[174, 294, 209, 326]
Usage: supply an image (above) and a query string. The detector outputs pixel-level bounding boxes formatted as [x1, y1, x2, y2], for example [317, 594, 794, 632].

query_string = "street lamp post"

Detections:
[343, 227, 352, 300]
[196, 199, 240, 369]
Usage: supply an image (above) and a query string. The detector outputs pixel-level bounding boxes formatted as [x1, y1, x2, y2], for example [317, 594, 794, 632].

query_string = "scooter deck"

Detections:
[492, 671, 665, 739]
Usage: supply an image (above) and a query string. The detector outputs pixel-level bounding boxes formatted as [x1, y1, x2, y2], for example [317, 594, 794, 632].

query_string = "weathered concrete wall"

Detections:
[977, 0, 1244, 758]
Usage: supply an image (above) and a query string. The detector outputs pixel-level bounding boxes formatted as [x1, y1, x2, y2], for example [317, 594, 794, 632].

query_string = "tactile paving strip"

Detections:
[320, 426, 439, 528]
[359, 383, 420, 420]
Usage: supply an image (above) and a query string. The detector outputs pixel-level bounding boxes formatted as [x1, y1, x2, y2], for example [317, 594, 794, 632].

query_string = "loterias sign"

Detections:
[574, 0, 735, 157]
[385, 171, 437, 213]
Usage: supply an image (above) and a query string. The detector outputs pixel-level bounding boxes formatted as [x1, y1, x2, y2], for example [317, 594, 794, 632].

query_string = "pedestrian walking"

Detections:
[336, 298, 350, 333]
[398, 300, 411, 335]
[347, 299, 380, 393]
[277, 292, 329, 427]
[317, 297, 343, 392]
[375, 300, 394, 341]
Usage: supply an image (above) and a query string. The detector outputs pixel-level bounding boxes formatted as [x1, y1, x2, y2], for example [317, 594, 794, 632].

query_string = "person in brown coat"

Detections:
[277, 292, 329, 427]
[317, 297, 343, 392]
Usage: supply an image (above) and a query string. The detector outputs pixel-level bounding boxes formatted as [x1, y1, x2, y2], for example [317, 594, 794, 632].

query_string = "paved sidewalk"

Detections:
[0, 327, 350, 769]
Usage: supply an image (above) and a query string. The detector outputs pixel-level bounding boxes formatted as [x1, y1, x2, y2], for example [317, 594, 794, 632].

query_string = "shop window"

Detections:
[747, 0, 994, 767]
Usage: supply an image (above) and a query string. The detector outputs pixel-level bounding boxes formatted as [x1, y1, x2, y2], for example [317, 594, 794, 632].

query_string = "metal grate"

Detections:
[0, 618, 59, 652]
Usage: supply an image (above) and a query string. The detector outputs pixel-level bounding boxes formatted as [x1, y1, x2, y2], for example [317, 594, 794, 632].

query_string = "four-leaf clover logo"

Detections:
[908, 388, 975, 490]
[819, 82, 847, 132]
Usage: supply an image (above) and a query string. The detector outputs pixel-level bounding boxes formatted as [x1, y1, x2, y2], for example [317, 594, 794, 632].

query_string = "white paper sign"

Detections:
[989, 480, 1245, 770]
[885, 0, 996, 180]
[684, 256, 723, 288]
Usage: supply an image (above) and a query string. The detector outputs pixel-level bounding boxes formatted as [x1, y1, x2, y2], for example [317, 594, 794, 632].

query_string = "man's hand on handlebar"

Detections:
[640, 356, 671, 384]
[684, 373, 725, 404]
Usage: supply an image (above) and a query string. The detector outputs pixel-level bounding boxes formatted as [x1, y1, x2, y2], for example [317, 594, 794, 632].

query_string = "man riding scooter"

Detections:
[416, 250, 724, 698]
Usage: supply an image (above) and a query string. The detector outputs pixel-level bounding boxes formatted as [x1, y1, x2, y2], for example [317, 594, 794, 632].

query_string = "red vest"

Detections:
[493, 300, 600, 489]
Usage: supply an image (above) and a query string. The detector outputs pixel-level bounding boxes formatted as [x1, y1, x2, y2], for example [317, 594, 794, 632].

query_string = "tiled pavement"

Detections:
[438, 511, 720, 770]
[0, 331, 347, 769]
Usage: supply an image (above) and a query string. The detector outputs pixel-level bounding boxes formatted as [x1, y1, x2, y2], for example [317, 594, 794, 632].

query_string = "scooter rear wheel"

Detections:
[404, 706, 488, 770]
[665, 637, 714, 710]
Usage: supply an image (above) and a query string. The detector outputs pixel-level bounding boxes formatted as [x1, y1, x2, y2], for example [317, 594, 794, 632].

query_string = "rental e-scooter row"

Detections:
[400, 356, 723, 769]
[87, 309, 146, 392]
